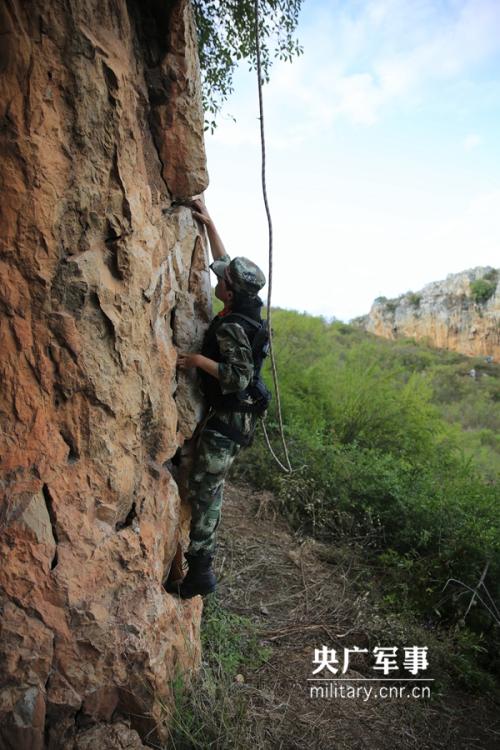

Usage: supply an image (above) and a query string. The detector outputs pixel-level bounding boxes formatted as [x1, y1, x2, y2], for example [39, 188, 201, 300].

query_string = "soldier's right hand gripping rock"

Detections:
[165, 200, 271, 599]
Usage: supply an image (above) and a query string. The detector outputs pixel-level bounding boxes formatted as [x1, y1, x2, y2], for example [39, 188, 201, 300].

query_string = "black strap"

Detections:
[208, 393, 264, 413]
[205, 415, 253, 446]
[224, 312, 261, 330]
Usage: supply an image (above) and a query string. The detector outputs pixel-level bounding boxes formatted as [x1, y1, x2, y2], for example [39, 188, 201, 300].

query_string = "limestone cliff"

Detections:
[0, 0, 212, 747]
[355, 267, 500, 360]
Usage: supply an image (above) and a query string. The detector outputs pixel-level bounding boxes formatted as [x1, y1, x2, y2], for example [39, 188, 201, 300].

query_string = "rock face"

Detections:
[357, 267, 500, 360]
[0, 1, 211, 747]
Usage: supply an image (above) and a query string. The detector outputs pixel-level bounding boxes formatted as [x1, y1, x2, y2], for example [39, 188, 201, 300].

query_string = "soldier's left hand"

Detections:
[177, 352, 199, 369]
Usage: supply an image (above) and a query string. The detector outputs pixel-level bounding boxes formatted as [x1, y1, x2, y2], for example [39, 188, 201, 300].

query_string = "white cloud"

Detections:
[333, 73, 381, 125]
[432, 191, 500, 260]
[262, 0, 500, 133]
[464, 133, 482, 150]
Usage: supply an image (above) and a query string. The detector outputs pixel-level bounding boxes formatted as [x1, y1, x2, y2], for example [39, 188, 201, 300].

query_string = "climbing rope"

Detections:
[254, 0, 293, 473]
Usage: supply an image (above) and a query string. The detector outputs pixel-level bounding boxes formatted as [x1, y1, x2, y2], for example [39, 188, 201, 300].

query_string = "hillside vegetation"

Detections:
[226, 306, 499, 687]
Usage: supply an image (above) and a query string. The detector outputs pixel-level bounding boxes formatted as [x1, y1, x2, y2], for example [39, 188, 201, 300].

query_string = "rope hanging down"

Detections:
[254, 0, 293, 474]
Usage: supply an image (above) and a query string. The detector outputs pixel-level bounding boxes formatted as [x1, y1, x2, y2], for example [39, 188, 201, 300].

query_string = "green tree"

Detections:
[193, 0, 304, 130]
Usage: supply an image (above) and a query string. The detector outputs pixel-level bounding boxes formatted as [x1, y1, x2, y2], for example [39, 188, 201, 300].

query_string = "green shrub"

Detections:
[385, 298, 399, 313]
[470, 278, 497, 304]
[484, 268, 499, 283]
[230, 308, 499, 683]
[407, 292, 422, 308]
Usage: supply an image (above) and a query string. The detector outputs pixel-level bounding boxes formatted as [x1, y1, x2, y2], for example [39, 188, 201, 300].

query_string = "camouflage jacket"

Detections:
[202, 255, 260, 438]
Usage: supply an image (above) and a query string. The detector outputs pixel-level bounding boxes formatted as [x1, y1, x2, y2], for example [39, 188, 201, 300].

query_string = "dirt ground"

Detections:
[211, 482, 500, 750]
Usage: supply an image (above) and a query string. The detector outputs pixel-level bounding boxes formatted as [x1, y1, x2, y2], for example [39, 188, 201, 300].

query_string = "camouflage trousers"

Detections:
[186, 410, 256, 557]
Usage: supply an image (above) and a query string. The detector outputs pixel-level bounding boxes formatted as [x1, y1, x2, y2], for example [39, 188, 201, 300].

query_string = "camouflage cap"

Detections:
[210, 257, 231, 279]
[211, 256, 266, 297]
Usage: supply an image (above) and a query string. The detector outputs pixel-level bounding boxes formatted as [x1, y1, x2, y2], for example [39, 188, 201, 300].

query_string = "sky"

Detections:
[204, 0, 500, 322]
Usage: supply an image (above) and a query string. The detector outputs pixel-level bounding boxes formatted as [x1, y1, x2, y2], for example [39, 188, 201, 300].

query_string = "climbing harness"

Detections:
[254, 0, 293, 473]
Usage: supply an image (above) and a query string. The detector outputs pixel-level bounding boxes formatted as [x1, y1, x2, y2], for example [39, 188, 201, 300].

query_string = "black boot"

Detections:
[165, 552, 217, 599]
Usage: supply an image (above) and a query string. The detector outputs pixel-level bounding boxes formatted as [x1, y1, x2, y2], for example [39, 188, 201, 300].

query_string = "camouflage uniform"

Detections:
[186, 254, 265, 557]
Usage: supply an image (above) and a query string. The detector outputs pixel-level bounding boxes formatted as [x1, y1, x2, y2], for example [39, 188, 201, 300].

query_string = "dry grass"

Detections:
[162, 482, 500, 750]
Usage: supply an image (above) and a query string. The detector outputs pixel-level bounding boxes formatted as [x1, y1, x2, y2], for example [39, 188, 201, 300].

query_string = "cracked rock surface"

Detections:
[0, 0, 210, 746]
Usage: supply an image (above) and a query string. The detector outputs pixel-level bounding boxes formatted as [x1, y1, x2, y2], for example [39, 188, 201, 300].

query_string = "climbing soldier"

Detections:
[166, 199, 270, 599]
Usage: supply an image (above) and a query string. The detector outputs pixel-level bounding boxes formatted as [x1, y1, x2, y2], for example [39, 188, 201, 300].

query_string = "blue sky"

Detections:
[204, 0, 500, 321]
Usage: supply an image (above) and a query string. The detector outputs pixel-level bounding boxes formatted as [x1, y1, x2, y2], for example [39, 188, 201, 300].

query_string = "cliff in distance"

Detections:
[355, 267, 500, 360]
[0, 0, 211, 747]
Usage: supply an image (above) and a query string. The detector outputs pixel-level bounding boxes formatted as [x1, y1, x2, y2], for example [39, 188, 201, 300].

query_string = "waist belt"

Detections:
[205, 415, 253, 447]
[207, 393, 265, 413]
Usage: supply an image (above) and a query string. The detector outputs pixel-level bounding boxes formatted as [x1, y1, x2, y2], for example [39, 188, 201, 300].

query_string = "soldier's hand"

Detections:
[190, 199, 212, 227]
[177, 352, 199, 369]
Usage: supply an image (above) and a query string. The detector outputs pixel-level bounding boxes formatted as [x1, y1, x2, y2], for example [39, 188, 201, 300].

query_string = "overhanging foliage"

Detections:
[193, 0, 303, 130]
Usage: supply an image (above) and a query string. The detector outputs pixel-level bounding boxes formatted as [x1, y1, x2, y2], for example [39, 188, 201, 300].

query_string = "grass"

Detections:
[165, 596, 271, 749]
[160, 483, 500, 749]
